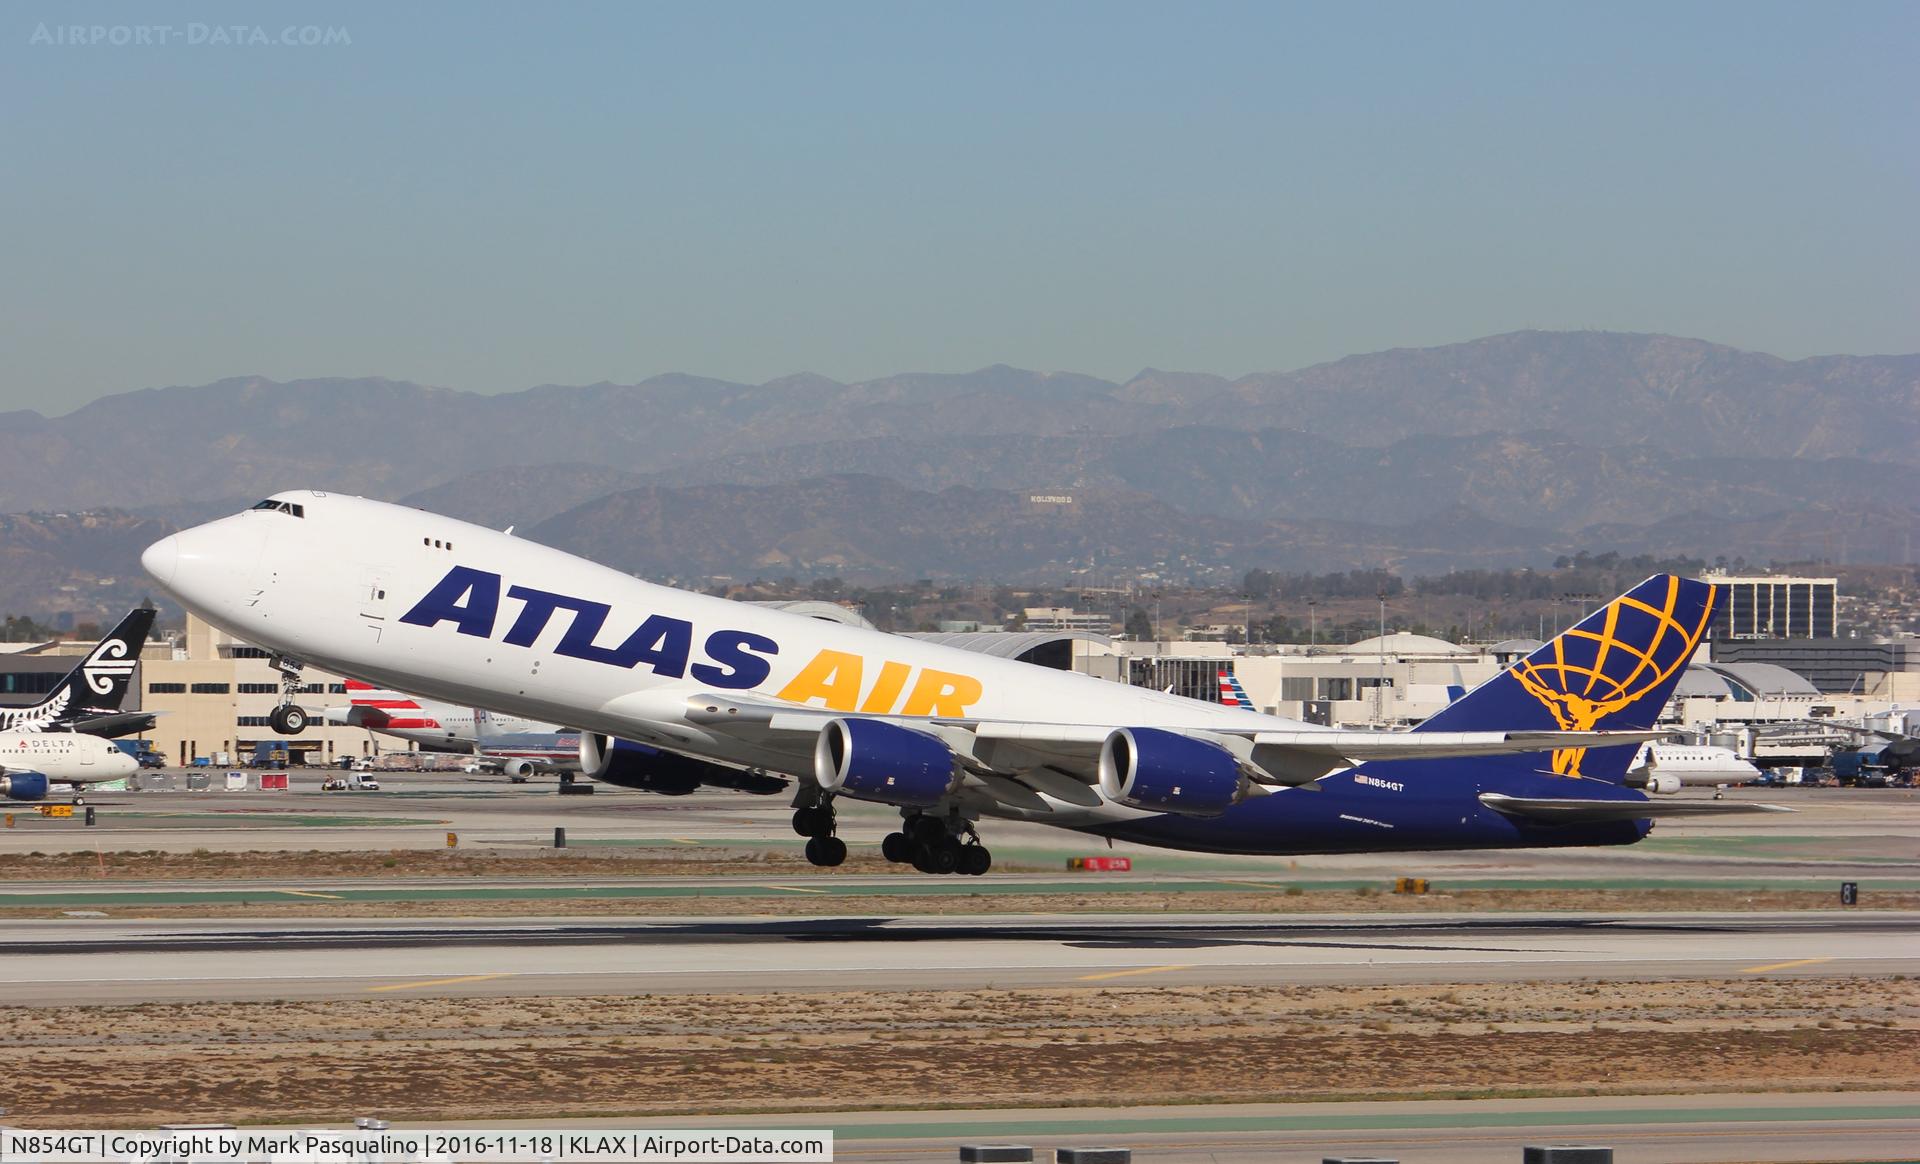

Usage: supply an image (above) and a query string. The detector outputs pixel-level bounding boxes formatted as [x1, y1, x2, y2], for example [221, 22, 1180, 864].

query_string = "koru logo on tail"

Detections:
[82, 637, 136, 696]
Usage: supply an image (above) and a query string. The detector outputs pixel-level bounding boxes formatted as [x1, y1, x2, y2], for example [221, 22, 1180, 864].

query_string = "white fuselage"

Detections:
[1635, 741, 1762, 785]
[143, 492, 1295, 827]
[324, 690, 560, 751]
[0, 732, 139, 785]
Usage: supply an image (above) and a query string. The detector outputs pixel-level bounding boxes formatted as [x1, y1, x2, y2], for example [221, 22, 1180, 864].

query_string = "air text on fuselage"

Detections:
[398, 566, 983, 717]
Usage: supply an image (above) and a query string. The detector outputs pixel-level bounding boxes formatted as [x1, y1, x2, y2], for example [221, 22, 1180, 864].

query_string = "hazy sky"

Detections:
[4, 1, 1915, 414]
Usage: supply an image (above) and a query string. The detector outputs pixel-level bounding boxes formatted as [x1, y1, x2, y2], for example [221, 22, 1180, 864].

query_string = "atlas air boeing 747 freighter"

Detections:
[141, 492, 1779, 874]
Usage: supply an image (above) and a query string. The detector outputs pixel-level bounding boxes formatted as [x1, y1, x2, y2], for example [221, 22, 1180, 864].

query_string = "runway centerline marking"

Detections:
[367, 973, 516, 993]
[1742, 956, 1833, 974]
[1077, 964, 1194, 982]
[278, 889, 343, 900]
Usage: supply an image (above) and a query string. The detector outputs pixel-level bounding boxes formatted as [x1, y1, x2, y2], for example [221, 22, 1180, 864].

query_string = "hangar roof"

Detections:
[1342, 631, 1473, 657]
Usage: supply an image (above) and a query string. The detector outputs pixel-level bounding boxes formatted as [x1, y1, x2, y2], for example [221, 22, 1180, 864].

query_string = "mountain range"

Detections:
[3, 330, 1915, 613]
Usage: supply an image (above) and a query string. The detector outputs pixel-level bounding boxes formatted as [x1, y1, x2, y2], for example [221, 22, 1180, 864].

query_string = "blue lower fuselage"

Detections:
[1083, 763, 1653, 855]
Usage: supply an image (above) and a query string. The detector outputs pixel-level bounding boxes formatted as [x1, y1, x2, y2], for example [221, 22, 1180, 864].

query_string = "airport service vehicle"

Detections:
[0, 607, 157, 737]
[0, 731, 140, 804]
[114, 739, 167, 768]
[142, 491, 1777, 875]
[320, 774, 379, 792]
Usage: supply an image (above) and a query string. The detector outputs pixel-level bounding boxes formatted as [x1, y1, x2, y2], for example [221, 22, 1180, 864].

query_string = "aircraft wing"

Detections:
[622, 688, 1669, 790]
[1478, 792, 1792, 822]
[67, 711, 160, 738]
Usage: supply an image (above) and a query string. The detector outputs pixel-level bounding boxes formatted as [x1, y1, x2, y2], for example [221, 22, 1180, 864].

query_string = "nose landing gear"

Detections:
[266, 655, 309, 735]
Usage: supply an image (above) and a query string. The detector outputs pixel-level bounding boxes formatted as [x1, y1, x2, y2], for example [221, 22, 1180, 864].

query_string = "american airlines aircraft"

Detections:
[323, 683, 576, 780]
[142, 491, 1773, 874]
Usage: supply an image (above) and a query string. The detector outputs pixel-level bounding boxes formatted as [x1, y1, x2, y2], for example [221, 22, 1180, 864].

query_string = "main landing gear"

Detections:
[792, 791, 847, 867]
[266, 654, 309, 735]
[883, 813, 990, 876]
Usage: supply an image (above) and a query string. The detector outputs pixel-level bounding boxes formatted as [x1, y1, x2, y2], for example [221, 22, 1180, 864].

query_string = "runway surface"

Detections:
[5, 777, 1915, 882]
[0, 909, 1908, 1003]
[748, 1093, 1920, 1164]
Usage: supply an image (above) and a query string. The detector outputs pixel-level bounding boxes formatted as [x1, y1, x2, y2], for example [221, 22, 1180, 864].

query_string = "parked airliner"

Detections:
[0, 607, 157, 738]
[142, 492, 1774, 874]
[0, 732, 139, 804]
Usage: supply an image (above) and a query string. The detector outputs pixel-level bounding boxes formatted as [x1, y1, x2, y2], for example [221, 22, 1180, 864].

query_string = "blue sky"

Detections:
[3, 1, 1915, 413]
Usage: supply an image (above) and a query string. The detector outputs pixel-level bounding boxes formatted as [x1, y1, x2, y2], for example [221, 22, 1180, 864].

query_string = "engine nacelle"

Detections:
[499, 758, 539, 782]
[0, 773, 50, 802]
[1642, 773, 1681, 795]
[578, 735, 720, 795]
[814, 718, 957, 807]
[1098, 727, 1245, 817]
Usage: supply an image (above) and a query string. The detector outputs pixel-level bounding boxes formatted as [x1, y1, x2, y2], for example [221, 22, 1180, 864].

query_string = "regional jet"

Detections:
[0, 731, 140, 804]
[141, 492, 1778, 874]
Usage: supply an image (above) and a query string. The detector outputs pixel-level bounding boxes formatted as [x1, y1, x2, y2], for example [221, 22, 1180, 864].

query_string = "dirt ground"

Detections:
[2, 978, 1911, 1126]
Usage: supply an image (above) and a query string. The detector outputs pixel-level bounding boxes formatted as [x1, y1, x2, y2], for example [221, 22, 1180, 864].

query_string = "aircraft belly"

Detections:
[1081, 775, 1653, 857]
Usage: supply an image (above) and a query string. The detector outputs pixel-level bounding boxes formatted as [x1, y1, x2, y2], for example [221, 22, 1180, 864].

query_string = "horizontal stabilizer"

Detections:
[1479, 791, 1792, 823]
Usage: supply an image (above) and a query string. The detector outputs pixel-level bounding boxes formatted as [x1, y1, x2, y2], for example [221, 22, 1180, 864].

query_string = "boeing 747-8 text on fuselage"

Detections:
[142, 492, 1775, 874]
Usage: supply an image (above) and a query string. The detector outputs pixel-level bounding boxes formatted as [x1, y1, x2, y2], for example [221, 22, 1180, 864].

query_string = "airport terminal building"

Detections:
[0, 614, 395, 766]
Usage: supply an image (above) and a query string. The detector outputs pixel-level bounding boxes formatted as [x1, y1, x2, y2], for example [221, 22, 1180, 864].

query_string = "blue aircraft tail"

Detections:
[1413, 574, 1719, 785]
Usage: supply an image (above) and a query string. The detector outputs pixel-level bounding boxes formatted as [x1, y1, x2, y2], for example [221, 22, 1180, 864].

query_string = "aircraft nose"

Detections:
[141, 534, 180, 587]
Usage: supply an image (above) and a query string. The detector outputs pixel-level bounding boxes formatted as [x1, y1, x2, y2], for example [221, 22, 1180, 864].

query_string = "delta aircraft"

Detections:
[142, 492, 1777, 874]
[0, 733, 139, 804]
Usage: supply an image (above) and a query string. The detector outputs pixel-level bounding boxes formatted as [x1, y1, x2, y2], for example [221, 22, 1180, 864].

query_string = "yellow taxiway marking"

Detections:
[368, 973, 516, 993]
[1077, 963, 1194, 982]
[1742, 956, 1833, 974]
[278, 889, 343, 900]
[763, 884, 830, 894]
[1213, 878, 1291, 890]
[670, 837, 700, 845]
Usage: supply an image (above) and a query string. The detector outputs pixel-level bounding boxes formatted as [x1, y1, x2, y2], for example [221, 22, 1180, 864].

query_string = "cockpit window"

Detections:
[250, 499, 306, 518]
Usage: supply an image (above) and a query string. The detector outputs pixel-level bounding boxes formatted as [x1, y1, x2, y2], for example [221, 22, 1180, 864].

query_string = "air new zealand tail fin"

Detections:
[1412, 575, 1718, 785]
[0, 607, 157, 734]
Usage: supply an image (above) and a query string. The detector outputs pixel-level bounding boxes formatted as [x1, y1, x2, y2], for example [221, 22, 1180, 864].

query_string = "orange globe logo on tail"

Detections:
[1509, 576, 1718, 776]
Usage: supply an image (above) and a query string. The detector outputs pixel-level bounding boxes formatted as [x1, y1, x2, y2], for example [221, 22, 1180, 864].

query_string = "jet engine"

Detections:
[1641, 773, 1682, 795]
[498, 758, 539, 783]
[814, 718, 958, 807]
[1098, 727, 1245, 817]
[578, 735, 716, 795]
[0, 773, 50, 802]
